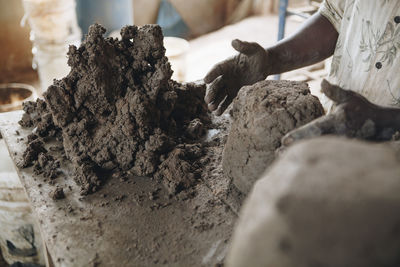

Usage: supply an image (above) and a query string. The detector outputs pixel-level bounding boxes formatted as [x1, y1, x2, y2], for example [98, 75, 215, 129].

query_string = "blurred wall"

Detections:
[0, 0, 35, 83]
[133, 0, 314, 37]
[134, 0, 227, 37]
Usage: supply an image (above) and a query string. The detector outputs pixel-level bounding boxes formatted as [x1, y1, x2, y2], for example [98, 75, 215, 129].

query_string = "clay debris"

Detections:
[50, 187, 65, 200]
[20, 23, 210, 194]
[223, 80, 324, 194]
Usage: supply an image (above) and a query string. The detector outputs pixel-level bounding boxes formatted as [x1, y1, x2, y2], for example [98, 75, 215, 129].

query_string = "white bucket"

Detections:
[22, 0, 81, 94]
[33, 43, 72, 94]
[0, 136, 45, 265]
[164, 37, 190, 82]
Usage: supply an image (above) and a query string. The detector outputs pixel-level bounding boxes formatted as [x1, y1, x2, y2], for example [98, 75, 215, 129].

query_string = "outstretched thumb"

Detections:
[232, 39, 259, 55]
[321, 79, 355, 104]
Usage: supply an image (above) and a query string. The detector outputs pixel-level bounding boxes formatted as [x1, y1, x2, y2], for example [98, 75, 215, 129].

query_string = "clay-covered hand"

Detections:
[282, 79, 400, 146]
[204, 39, 270, 115]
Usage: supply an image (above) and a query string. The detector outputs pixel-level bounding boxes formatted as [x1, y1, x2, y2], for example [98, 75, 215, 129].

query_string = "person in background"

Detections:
[204, 0, 400, 140]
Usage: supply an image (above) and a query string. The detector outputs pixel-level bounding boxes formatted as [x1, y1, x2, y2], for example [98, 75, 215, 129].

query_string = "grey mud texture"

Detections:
[222, 80, 324, 194]
[227, 137, 400, 267]
[20, 24, 210, 194]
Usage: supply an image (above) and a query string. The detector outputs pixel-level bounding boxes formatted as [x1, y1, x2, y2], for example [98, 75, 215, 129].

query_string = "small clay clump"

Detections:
[19, 99, 61, 139]
[33, 153, 61, 179]
[50, 187, 65, 200]
[18, 99, 63, 180]
[223, 80, 324, 194]
[156, 143, 203, 194]
[22, 138, 47, 168]
[20, 23, 210, 194]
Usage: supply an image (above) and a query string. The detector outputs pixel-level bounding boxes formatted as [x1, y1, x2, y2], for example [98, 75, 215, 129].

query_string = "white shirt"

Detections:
[319, 0, 400, 108]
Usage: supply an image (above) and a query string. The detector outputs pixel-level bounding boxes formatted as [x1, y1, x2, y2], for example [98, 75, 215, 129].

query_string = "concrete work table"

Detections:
[0, 110, 239, 266]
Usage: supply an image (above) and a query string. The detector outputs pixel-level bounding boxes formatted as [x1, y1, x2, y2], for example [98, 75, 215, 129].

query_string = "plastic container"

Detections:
[0, 83, 36, 112]
[0, 141, 45, 266]
[32, 42, 72, 94]
[0, 174, 45, 265]
[22, 0, 81, 94]
[0, 82, 44, 265]
[164, 37, 190, 82]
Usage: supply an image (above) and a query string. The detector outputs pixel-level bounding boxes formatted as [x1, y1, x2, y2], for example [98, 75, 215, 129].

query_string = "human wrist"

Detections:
[264, 47, 279, 76]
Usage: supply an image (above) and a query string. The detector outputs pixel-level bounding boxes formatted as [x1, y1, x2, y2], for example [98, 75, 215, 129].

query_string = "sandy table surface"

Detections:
[0, 110, 239, 266]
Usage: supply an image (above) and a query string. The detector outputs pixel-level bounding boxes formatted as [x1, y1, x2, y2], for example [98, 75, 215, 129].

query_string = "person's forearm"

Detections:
[266, 13, 339, 75]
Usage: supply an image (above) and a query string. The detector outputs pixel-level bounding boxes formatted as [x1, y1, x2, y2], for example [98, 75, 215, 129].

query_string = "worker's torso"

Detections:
[325, 0, 400, 108]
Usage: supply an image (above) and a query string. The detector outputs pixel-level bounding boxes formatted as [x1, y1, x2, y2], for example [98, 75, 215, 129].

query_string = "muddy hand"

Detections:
[282, 79, 400, 146]
[204, 39, 270, 116]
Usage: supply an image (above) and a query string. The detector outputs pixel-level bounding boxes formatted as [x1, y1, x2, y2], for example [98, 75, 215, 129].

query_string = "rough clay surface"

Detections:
[223, 80, 324, 194]
[19, 24, 210, 194]
[227, 137, 400, 267]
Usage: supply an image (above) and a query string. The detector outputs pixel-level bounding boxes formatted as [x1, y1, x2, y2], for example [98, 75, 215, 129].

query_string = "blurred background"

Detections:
[0, 0, 324, 93]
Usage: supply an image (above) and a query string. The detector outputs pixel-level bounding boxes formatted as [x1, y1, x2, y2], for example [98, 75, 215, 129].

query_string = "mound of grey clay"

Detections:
[227, 137, 400, 267]
[223, 80, 324, 194]
[19, 24, 209, 194]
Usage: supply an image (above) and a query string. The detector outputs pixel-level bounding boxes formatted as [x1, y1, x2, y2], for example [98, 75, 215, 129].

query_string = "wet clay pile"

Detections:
[19, 24, 210, 194]
[223, 80, 325, 194]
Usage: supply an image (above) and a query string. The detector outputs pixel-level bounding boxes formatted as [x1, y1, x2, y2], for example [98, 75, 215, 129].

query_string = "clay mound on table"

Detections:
[222, 80, 324, 194]
[227, 137, 400, 267]
[20, 23, 210, 194]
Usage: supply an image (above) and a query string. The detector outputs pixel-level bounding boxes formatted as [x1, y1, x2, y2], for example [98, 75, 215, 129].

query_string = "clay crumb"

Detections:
[50, 187, 65, 200]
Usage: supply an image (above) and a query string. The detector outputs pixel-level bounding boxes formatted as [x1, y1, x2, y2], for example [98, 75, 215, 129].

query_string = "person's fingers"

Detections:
[208, 102, 218, 112]
[231, 39, 260, 55]
[208, 86, 228, 112]
[205, 76, 224, 104]
[204, 60, 230, 84]
[321, 79, 358, 104]
[281, 115, 337, 146]
[215, 95, 233, 116]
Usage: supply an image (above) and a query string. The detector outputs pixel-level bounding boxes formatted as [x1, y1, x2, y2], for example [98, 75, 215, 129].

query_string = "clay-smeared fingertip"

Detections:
[231, 39, 243, 51]
[282, 136, 294, 146]
[321, 78, 330, 86]
[204, 70, 223, 84]
[320, 79, 331, 93]
[215, 109, 223, 116]
[204, 93, 213, 104]
[204, 74, 213, 84]
[208, 102, 218, 112]
[231, 39, 241, 46]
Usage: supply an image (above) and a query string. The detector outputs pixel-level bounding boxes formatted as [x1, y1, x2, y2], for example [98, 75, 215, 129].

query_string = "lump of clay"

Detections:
[19, 99, 60, 139]
[222, 80, 324, 194]
[50, 187, 65, 200]
[226, 137, 400, 267]
[20, 23, 209, 194]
